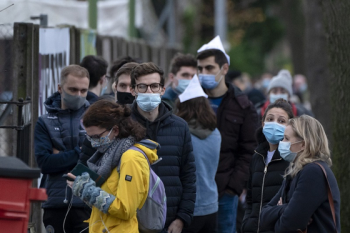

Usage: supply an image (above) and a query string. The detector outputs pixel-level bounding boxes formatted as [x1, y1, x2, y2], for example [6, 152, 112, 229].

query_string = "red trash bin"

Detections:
[0, 156, 47, 233]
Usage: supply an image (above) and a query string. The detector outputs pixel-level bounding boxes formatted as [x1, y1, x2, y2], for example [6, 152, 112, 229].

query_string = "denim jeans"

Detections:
[218, 193, 239, 233]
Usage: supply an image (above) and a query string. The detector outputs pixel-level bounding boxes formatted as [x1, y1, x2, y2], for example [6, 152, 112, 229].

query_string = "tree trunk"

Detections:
[279, 0, 306, 74]
[320, 0, 350, 231]
[302, 0, 332, 144]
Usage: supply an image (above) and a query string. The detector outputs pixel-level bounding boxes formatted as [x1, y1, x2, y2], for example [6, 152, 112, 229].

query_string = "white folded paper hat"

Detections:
[179, 75, 208, 103]
[197, 35, 230, 65]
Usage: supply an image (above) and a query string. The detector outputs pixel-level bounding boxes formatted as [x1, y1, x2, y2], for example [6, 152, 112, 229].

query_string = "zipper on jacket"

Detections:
[255, 150, 282, 233]
[70, 111, 74, 150]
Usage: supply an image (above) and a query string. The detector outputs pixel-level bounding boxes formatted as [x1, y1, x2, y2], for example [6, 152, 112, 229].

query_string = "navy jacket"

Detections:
[34, 92, 89, 208]
[132, 101, 196, 228]
[260, 161, 340, 233]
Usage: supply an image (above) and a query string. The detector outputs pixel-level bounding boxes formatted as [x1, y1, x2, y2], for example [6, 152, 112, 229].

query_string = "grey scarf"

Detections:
[87, 136, 135, 180]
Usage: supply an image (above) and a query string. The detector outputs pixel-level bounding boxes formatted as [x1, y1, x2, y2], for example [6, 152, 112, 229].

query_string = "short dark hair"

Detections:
[226, 70, 242, 83]
[82, 99, 146, 141]
[130, 62, 165, 87]
[175, 97, 217, 131]
[109, 56, 139, 78]
[169, 53, 197, 75]
[61, 65, 89, 85]
[197, 49, 228, 67]
[262, 98, 294, 123]
[80, 55, 108, 88]
[115, 62, 139, 84]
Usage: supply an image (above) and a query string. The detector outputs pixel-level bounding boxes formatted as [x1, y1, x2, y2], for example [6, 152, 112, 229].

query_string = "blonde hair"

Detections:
[284, 115, 332, 178]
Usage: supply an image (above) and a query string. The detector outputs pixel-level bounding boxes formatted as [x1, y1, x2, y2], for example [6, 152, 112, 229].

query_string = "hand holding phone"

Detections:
[62, 174, 75, 181]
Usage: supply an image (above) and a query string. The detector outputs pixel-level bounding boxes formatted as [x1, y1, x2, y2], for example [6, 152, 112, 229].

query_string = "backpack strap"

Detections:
[117, 146, 149, 173]
[314, 162, 337, 232]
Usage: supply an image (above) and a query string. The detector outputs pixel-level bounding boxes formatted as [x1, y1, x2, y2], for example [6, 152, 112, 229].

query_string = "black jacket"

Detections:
[34, 92, 89, 208]
[131, 101, 196, 228]
[242, 128, 289, 233]
[79, 102, 196, 228]
[215, 83, 258, 196]
[260, 161, 340, 233]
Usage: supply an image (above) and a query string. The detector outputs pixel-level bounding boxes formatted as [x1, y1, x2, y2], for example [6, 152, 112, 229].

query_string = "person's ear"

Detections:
[301, 141, 306, 151]
[58, 84, 62, 94]
[99, 75, 105, 85]
[262, 121, 265, 128]
[112, 126, 119, 137]
[160, 85, 166, 96]
[131, 86, 136, 97]
[221, 63, 229, 75]
[168, 73, 175, 82]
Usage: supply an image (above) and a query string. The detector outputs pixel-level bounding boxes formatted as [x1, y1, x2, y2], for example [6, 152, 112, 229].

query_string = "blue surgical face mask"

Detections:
[100, 79, 109, 96]
[88, 128, 114, 152]
[174, 79, 191, 94]
[263, 122, 286, 144]
[198, 69, 223, 89]
[270, 93, 288, 103]
[278, 140, 303, 162]
[136, 93, 161, 112]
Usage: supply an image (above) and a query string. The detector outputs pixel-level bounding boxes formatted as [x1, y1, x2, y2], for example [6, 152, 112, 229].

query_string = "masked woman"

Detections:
[175, 75, 221, 233]
[242, 99, 294, 233]
[67, 99, 160, 233]
[260, 115, 340, 233]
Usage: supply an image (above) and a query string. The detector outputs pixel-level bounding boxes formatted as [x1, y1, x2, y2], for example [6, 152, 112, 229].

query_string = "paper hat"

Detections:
[179, 75, 208, 103]
[197, 35, 230, 65]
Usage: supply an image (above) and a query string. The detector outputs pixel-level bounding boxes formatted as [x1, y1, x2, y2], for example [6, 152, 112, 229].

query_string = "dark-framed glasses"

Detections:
[86, 128, 112, 141]
[134, 83, 163, 93]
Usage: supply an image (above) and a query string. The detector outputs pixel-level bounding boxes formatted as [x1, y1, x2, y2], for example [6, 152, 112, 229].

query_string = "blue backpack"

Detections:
[117, 146, 167, 233]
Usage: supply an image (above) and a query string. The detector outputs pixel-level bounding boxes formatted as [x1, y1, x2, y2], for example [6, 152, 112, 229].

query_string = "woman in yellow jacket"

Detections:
[67, 99, 159, 233]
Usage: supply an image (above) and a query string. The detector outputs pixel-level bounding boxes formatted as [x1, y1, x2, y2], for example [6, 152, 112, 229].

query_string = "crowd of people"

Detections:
[34, 35, 340, 233]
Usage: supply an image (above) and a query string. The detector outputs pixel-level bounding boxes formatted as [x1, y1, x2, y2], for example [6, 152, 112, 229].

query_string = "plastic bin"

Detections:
[0, 156, 47, 233]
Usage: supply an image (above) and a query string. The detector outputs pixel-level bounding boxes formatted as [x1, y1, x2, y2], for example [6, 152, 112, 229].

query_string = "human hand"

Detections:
[277, 197, 283, 206]
[167, 219, 184, 233]
[66, 173, 76, 188]
[53, 148, 59, 154]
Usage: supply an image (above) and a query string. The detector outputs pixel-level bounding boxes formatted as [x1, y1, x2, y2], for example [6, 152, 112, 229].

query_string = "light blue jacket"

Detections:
[190, 126, 221, 216]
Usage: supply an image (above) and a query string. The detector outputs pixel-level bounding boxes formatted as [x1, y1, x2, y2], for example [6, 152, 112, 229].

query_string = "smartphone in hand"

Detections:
[62, 174, 75, 181]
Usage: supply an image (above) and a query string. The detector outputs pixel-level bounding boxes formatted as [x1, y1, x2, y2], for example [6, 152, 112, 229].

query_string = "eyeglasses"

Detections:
[86, 128, 112, 141]
[134, 83, 163, 93]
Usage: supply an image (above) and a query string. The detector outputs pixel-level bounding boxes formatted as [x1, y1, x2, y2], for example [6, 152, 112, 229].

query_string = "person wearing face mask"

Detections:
[130, 62, 196, 233]
[197, 36, 258, 233]
[241, 99, 294, 233]
[162, 53, 197, 110]
[34, 65, 91, 232]
[256, 69, 313, 122]
[260, 115, 340, 233]
[80, 55, 109, 104]
[114, 62, 138, 104]
[66, 100, 161, 233]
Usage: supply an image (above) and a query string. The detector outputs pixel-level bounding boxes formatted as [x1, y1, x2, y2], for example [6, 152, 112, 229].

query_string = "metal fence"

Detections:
[0, 23, 15, 158]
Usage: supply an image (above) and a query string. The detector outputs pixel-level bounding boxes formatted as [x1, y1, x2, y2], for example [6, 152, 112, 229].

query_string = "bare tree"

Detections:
[320, 0, 350, 231]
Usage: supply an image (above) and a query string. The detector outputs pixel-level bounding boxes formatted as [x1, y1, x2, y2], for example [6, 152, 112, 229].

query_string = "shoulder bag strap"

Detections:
[314, 162, 337, 232]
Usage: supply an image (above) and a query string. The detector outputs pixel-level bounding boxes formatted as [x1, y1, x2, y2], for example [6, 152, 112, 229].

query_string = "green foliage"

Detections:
[228, 16, 285, 77]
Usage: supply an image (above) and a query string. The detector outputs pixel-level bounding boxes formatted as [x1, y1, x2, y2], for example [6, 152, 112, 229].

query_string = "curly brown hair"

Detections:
[82, 99, 145, 141]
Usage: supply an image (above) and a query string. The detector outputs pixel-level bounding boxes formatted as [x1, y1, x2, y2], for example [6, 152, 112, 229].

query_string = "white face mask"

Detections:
[270, 93, 288, 103]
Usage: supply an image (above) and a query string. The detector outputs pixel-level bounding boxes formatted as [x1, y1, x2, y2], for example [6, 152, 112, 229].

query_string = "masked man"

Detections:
[35, 65, 91, 233]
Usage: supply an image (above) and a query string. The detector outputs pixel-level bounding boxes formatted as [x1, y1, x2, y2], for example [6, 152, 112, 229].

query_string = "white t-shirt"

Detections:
[266, 150, 275, 164]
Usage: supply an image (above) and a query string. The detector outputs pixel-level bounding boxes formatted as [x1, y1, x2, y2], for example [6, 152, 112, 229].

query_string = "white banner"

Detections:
[39, 27, 70, 116]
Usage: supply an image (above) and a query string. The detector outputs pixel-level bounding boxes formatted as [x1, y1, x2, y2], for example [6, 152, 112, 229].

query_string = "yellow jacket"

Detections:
[87, 140, 159, 233]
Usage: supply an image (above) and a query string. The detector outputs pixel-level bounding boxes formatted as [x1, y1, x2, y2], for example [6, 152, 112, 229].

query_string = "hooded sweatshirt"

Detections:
[188, 119, 221, 216]
[131, 101, 196, 228]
